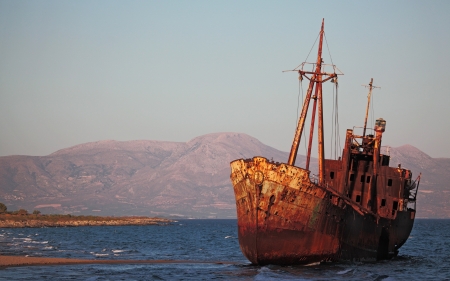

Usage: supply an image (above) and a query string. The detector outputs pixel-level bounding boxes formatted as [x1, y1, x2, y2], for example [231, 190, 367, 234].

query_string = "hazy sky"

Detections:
[1, 1, 449, 158]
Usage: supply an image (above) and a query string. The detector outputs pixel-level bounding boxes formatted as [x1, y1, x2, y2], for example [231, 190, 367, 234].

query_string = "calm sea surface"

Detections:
[0, 219, 449, 280]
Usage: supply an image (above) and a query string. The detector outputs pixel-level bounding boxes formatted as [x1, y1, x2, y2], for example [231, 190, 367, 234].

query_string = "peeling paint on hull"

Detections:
[230, 20, 418, 266]
[231, 157, 415, 265]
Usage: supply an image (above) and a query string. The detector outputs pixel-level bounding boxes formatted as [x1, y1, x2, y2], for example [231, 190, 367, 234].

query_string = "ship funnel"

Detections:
[375, 118, 386, 133]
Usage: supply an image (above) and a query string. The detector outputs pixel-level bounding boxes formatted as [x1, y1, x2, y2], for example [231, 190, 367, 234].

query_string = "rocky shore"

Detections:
[0, 216, 172, 228]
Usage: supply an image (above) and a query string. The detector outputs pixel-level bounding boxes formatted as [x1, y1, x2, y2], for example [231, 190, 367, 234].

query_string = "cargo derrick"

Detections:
[230, 19, 420, 265]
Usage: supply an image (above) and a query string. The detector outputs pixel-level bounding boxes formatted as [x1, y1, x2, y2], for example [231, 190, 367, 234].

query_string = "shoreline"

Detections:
[0, 255, 237, 267]
[0, 216, 172, 228]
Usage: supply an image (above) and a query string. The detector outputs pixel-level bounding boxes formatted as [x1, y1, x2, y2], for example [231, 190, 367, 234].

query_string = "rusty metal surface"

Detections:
[230, 20, 417, 266]
[306, 95, 317, 171]
[231, 157, 339, 264]
[230, 155, 416, 265]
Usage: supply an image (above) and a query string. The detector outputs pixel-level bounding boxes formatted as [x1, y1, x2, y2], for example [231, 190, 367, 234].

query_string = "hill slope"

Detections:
[0, 133, 447, 218]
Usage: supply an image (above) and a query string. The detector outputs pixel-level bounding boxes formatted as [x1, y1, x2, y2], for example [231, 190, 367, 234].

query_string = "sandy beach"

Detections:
[0, 255, 235, 267]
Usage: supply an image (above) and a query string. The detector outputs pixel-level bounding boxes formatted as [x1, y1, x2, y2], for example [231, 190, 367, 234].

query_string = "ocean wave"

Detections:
[112, 250, 125, 253]
[90, 251, 109, 257]
[337, 268, 353, 275]
[31, 241, 49, 244]
[13, 238, 32, 241]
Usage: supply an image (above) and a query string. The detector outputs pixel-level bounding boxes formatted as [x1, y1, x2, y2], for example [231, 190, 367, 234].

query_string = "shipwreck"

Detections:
[230, 19, 421, 265]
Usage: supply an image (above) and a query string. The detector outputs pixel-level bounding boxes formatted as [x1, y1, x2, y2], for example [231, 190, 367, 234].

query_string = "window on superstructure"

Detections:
[366, 176, 371, 183]
[350, 174, 355, 181]
[381, 199, 386, 207]
[388, 179, 393, 186]
[356, 195, 361, 202]
[393, 201, 398, 210]
[330, 171, 335, 179]
[360, 175, 365, 183]
[364, 163, 370, 172]
[352, 159, 358, 171]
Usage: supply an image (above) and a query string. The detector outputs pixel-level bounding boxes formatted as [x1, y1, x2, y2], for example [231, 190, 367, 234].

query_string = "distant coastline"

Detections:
[0, 214, 172, 228]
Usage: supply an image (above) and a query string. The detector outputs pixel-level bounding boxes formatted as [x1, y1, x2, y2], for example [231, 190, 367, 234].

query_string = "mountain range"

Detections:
[0, 133, 448, 218]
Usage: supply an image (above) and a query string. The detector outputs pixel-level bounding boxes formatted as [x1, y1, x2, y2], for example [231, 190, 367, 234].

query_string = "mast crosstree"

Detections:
[286, 19, 343, 184]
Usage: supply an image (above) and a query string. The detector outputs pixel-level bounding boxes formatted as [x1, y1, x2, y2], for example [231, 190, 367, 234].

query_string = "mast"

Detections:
[287, 19, 325, 167]
[305, 93, 317, 171]
[287, 19, 340, 184]
[362, 78, 377, 137]
[317, 61, 325, 183]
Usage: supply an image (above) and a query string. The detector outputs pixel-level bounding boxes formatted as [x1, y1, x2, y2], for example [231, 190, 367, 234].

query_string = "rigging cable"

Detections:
[293, 31, 320, 156]
[295, 79, 306, 151]
[330, 83, 341, 159]
[293, 32, 321, 70]
[335, 82, 341, 158]
[324, 33, 335, 69]
[297, 80, 307, 152]
[325, 32, 340, 159]
[370, 89, 375, 132]
[306, 32, 320, 62]
[331, 83, 335, 158]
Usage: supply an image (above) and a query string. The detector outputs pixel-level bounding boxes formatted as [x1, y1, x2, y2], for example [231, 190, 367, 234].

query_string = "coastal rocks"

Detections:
[0, 217, 172, 228]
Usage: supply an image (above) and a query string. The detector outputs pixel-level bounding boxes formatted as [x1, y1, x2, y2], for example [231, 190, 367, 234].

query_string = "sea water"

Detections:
[0, 219, 449, 280]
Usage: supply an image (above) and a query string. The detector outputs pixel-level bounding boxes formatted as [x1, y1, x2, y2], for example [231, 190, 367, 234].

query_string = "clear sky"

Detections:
[1, 0, 449, 158]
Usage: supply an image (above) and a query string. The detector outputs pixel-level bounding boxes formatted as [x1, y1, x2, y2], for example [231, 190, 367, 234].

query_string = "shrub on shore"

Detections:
[0, 202, 7, 213]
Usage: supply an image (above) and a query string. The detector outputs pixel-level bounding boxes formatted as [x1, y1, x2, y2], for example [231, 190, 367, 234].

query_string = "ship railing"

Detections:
[310, 174, 332, 188]
[406, 173, 422, 211]
[310, 174, 319, 184]
[350, 126, 375, 153]
[352, 126, 375, 137]
[350, 127, 390, 156]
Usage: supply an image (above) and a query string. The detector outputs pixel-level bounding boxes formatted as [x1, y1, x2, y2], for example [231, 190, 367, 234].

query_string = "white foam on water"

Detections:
[337, 268, 353, 274]
[304, 261, 321, 266]
[13, 237, 32, 241]
[254, 266, 307, 281]
[112, 250, 125, 253]
[31, 241, 48, 244]
[91, 251, 110, 257]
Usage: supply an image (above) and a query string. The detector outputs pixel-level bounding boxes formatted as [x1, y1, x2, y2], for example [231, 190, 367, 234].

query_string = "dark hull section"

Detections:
[238, 223, 340, 265]
[339, 207, 414, 261]
[231, 157, 415, 265]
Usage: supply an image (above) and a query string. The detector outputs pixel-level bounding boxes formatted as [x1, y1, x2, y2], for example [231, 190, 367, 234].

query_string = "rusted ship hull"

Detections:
[230, 20, 418, 265]
[231, 157, 415, 265]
